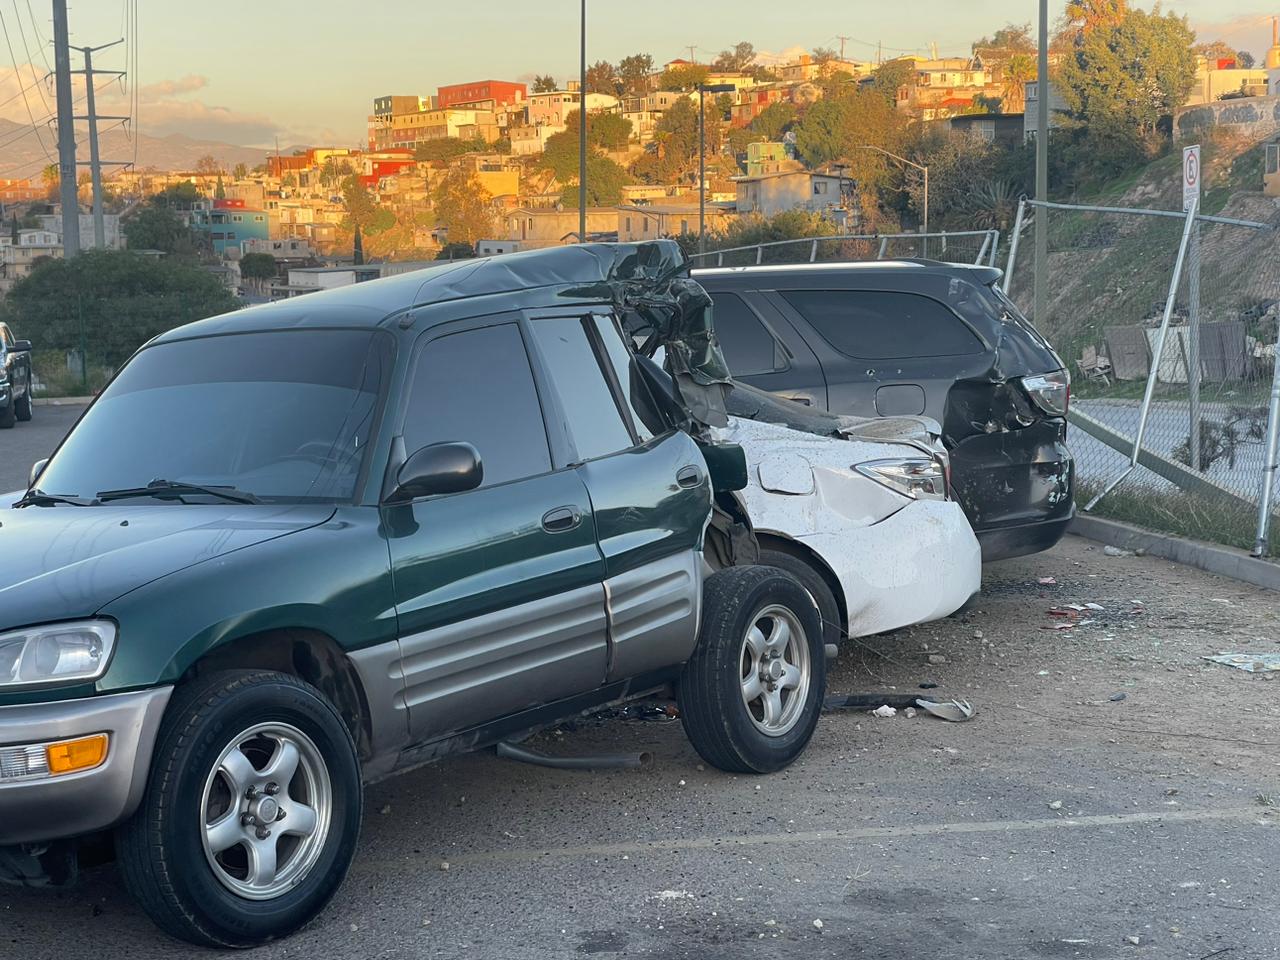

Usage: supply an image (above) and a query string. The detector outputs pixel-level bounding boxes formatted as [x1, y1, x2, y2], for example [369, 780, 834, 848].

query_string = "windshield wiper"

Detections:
[96, 479, 261, 505]
[12, 489, 96, 508]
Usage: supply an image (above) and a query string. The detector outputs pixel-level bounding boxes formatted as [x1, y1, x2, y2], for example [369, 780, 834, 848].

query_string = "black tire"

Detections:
[14, 377, 32, 422]
[0, 392, 14, 429]
[758, 547, 843, 650]
[116, 670, 362, 948]
[679, 566, 826, 774]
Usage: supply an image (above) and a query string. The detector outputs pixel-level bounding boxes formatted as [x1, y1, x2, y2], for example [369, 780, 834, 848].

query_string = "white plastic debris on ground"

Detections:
[870, 705, 897, 718]
[1203, 653, 1280, 673]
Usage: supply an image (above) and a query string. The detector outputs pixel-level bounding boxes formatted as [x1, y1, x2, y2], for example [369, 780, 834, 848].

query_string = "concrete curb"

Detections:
[1070, 514, 1280, 592]
[32, 397, 93, 406]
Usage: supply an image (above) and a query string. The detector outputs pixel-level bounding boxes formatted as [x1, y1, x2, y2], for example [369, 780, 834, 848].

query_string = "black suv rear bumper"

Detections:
[949, 421, 1075, 562]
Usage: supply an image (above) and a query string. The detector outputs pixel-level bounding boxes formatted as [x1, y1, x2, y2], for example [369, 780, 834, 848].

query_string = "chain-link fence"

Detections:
[1005, 199, 1280, 556]
[687, 230, 1001, 269]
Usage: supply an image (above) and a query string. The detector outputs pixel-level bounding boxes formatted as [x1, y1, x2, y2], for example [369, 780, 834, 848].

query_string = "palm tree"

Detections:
[40, 163, 59, 202]
[1002, 54, 1037, 113]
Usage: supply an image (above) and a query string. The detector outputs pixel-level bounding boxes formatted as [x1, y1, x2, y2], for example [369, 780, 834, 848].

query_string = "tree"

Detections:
[712, 41, 756, 72]
[1001, 53, 1037, 112]
[214, 175, 226, 199]
[629, 96, 721, 184]
[124, 205, 197, 256]
[432, 166, 495, 245]
[532, 74, 558, 93]
[341, 174, 379, 231]
[973, 23, 1035, 58]
[232, 162, 248, 179]
[870, 59, 916, 101]
[812, 46, 839, 77]
[1237, 49, 1256, 69]
[585, 59, 617, 94]
[1195, 39, 1239, 67]
[150, 182, 201, 209]
[1057, 5, 1196, 138]
[617, 53, 654, 96]
[560, 154, 631, 206]
[660, 63, 711, 91]
[752, 101, 796, 140]
[564, 108, 633, 151]
[239, 252, 277, 288]
[1064, 0, 1128, 37]
[413, 137, 487, 163]
[40, 163, 59, 202]
[0, 251, 239, 367]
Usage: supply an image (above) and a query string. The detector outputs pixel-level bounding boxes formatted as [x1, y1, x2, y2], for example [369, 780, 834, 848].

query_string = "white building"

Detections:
[527, 91, 619, 127]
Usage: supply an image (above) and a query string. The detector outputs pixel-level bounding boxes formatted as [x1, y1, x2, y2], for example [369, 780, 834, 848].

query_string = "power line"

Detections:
[21, 0, 50, 74]
[9, 0, 51, 116]
[0, 5, 51, 161]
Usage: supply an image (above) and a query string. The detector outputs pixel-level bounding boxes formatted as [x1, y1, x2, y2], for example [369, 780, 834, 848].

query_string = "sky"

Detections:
[1, 0, 1277, 151]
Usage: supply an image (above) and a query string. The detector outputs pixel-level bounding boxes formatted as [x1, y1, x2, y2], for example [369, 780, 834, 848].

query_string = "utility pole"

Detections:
[836, 35, 850, 60]
[687, 45, 696, 63]
[1034, 0, 1049, 327]
[51, 0, 80, 257]
[578, 0, 586, 243]
[72, 39, 126, 249]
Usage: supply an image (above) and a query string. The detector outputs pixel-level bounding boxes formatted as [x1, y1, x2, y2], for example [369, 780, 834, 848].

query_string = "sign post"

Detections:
[1184, 144, 1203, 470]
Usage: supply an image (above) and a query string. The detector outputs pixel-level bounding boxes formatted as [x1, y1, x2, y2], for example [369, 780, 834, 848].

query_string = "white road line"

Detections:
[357, 806, 1271, 871]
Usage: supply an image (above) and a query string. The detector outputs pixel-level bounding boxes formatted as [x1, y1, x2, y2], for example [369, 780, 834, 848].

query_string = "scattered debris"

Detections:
[380, 804, 391, 815]
[1124, 935, 1141, 946]
[904, 707, 918, 719]
[1256, 793, 1276, 807]
[915, 698, 975, 722]
[1048, 800, 1063, 810]
[1038, 576, 1057, 585]
[1109, 693, 1127, 702]
[651, 890, 695, 901]
[871, 705, 897, 718]
[1203, 653, 1280, 674]
[1103, 545, 1130, 557]
[813, 919, 824, 931]
[927, 654, 948, 665]
[439, 861, 449, 871]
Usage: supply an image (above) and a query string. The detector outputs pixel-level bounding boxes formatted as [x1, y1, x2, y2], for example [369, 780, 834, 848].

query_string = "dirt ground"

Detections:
[4, 534, 1278, 959]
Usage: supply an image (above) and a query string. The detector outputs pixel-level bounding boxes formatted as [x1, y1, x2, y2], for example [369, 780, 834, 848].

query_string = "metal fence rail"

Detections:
[687, 230, 1001, 269]
[1004, 197, 1280, 556]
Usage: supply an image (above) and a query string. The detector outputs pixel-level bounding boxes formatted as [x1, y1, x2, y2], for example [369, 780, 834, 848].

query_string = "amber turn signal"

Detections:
[45, 734, 109, 775]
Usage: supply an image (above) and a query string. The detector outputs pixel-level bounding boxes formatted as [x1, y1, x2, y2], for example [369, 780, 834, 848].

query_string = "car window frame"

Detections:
[773, 286, 986, 362]
[397, 311, 559, 498]
[705, 289, 792, 376]
[522, 307, 662, 469]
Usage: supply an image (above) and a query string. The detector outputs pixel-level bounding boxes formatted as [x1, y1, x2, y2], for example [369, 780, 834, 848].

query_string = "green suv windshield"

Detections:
[34, 329, 391, 504]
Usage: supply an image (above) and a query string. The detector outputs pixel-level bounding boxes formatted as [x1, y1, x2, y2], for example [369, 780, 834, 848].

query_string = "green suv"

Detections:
[0, 242, 826, 946]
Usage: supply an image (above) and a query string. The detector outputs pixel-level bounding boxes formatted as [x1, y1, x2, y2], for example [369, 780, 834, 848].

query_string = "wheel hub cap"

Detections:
[740, 604, 811, 738]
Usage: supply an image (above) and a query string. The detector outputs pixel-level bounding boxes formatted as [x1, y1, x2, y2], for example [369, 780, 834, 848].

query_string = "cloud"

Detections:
[754, 45, 809, 66]
[1189, 13, 1275, 57]
[138, 75, 209, 98]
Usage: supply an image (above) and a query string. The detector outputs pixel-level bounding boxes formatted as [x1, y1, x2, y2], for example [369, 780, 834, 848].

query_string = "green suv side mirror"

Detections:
[387, 442, 482, 503]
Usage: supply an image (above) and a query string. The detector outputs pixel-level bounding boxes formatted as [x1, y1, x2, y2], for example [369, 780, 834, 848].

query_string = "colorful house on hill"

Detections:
[191, 199, 270, 257]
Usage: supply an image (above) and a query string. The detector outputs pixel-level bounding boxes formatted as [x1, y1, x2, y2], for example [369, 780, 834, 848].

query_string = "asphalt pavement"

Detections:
[2, 405, 1278, 959]
[0, 402, 85, 493]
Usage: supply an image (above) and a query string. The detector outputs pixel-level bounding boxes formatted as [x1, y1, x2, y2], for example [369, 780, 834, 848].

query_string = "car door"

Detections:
[524, 310, 711, 683]
[700, 286, 828, 408]
[383, 315, 609, 743]
[762, 283, 992, 422]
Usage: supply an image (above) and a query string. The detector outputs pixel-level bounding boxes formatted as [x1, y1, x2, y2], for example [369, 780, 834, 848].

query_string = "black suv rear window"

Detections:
[780, 289, 983, 360]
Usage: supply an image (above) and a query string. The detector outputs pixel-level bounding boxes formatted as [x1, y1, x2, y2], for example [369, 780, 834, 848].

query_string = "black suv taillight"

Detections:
[1019, 369, 1069, 417]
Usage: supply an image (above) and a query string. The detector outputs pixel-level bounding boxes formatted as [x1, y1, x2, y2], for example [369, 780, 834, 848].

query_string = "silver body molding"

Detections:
[346, 551, 703, 778]
[0, 687, 173, 845]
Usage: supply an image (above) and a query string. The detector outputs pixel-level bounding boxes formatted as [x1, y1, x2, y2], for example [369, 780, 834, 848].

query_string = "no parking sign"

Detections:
[1183, 144, 1201, 212]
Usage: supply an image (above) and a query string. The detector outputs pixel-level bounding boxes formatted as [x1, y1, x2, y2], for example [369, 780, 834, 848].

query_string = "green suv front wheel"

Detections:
[116, 670, 362, 947]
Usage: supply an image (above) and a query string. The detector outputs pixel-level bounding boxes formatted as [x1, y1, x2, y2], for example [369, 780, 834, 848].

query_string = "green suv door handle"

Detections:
[676, 465, 703, 489]
[541, 506, 583, 533]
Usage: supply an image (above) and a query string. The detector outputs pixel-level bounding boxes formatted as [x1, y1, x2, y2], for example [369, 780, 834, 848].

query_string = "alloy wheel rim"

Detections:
[199, 722, 332, 901]
[740, 604, 811, 737]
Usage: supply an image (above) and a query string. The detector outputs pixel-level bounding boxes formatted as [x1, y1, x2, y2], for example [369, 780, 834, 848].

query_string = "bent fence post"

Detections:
[1003, 200, 1027, 293]
[1255, 319, 1280, 557]
[1084, 200, 1200, 512]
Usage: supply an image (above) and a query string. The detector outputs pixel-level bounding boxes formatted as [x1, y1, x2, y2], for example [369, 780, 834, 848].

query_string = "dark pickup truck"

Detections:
[0, 322, 33, 428]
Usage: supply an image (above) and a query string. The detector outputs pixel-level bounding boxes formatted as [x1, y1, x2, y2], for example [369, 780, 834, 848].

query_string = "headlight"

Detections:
[0, 621, 116, 688]
[855, 458, 948, 501]
[1020, 369, 1070, 417]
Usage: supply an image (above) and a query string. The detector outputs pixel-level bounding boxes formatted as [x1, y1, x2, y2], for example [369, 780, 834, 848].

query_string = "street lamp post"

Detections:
[853, 144, 929, 257]
[697, 83, 736, 255]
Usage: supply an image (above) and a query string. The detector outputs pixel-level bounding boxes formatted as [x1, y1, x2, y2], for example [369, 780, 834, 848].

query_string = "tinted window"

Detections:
[781, 290, 983, 360]
[406, 323, 551, 487]
[590, 314, 654, 442]
[528, 316, 633, 461]
[38, 330, 390, 502]
[708, 293, 779, 375]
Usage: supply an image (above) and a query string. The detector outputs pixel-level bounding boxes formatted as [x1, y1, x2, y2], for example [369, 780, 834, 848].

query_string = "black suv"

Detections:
[0, 322, 33, 429]
[693, 261, 1074, 561]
